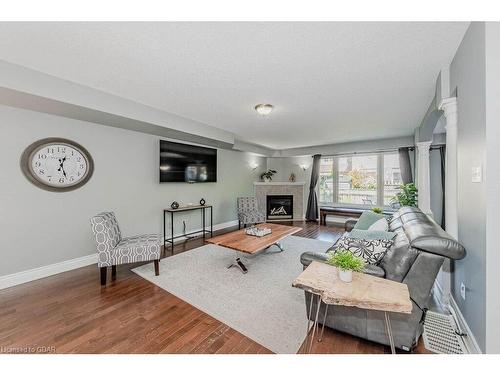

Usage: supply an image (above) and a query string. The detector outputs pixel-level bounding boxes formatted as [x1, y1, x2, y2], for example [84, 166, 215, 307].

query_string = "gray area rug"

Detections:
[132, 235, 332, 353]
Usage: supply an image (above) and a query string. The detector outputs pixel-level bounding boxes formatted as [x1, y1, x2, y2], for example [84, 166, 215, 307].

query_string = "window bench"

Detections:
[319, 206, 394, 225]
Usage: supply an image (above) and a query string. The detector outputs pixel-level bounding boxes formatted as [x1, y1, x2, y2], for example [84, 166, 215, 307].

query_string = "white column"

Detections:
[416, 140, 433, 215]
[438, 97, 458, 308]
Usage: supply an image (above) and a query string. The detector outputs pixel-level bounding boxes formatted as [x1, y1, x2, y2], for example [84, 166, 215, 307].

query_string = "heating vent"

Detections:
[422, 311, 468, 354]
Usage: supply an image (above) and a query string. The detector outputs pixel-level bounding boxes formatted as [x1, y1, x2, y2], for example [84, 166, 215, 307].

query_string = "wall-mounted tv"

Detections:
[159, 140, 217, 183]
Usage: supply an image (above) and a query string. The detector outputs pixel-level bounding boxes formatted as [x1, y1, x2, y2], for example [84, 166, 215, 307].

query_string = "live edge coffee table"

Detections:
[205, 223, 301, 274]
[293, 261, 412, 354]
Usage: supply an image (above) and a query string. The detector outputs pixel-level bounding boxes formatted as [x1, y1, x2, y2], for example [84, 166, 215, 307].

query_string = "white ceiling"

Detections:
[0, 22, 468, 150]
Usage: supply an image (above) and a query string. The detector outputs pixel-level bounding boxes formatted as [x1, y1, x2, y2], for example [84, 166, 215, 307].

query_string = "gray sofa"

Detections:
[300, 206, 466, 351]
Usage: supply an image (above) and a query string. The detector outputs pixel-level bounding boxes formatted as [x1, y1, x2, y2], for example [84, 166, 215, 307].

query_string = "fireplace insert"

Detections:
[266, 195, 293, 220]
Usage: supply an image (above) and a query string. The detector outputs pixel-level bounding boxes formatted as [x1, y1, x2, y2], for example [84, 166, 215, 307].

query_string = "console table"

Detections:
[163, 205, 213, 253]
[293, 261, 412, 354]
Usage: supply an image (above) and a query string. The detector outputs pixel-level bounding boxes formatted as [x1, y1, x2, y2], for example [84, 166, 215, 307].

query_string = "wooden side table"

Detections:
[292, 261, 412, 354]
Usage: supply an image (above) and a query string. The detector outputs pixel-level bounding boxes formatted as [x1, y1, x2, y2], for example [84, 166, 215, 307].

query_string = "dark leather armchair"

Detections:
[299, 207, 466, 351]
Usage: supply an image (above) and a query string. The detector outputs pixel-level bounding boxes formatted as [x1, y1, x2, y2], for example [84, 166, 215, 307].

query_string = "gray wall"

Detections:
[449, 22, 487, 352]
[265, 156, 313, 214]
[0, 104, 265, 277]
[484, 22, 500, 353]
[265, 156, 312, 183]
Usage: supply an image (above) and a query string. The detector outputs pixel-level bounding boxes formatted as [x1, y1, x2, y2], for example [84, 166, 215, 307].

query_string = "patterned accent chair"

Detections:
[237, 197, 266, 229]
[90, 212, 161, 285]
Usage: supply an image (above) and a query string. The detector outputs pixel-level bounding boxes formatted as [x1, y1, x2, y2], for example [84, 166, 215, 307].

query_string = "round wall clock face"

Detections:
[21, 138, 94, 192]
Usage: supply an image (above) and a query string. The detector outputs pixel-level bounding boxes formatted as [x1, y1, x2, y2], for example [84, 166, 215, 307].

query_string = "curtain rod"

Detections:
[319, 145, 445, 158]
[319, 148, 399, 158]
[407, 145, 445, 151]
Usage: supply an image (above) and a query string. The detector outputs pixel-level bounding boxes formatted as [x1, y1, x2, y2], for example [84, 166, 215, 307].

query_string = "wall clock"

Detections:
[20, 137, 94, 192]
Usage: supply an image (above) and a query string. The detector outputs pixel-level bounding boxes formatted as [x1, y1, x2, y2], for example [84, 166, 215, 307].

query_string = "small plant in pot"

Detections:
[327, 249, 365, 283]
[260, 169, 277, 182]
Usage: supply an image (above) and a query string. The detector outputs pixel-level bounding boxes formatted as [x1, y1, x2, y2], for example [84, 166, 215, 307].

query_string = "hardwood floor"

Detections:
[0, 221, 427, 354]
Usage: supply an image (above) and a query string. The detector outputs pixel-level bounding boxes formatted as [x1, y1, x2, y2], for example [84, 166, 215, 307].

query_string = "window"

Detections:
[319, 157, 334, 204]
[383, 153, 403, 206]
[319, 152, 402, 208]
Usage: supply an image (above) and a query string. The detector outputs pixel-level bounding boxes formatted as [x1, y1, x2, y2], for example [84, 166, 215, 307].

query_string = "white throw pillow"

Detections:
[368, 218, 389, 231]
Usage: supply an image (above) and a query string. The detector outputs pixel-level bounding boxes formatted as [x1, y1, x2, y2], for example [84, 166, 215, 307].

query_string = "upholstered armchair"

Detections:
[237, 197, 266, 229]
[90, 212, 161, 285]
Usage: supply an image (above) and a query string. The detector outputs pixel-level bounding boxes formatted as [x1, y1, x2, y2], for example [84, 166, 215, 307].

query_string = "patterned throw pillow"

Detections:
[332, 235, 393, 265]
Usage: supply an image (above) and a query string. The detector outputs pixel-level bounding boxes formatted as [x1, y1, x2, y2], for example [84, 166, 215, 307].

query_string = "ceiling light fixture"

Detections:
[254, 104, 274, 116]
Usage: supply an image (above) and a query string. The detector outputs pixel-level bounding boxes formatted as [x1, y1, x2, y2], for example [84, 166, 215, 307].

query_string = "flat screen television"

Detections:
[159, 140, 217, 183]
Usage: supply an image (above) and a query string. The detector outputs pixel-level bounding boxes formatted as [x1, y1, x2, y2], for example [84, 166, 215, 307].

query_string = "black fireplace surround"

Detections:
[266, 195, 293, 220]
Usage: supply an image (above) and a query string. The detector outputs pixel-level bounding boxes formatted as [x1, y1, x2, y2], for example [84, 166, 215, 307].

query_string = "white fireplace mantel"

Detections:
[253, 181, 306, 186]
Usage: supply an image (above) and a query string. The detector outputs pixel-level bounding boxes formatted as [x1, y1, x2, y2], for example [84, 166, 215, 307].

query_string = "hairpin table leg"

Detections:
[384, 311, 396, 354]
[307, 294, 322, 353]
[318, 304, 329, 342]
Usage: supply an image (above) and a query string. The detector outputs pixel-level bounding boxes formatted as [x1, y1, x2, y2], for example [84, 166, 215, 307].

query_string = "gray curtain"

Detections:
[398, 147, 413, 184]
[439, 146, 446, 230]
[306, 154, 322, 221]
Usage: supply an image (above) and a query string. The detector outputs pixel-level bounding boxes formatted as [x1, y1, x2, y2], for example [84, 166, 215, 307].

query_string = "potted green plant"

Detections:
[327, 249, 365, 283]
[371, 207, 383, 214]
[390, 182, 418, 207]
[260, 169, 277, 182]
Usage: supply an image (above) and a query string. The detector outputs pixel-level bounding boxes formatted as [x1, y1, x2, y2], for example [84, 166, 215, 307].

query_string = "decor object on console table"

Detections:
[170, 201, 179, 209]
[163, 204, 213, 253]
[260, 169, 277, 182]
[237, 196, 266, 229]
[90, 212, 160, 286]
[199, 198, 206, 206]
[327, 250, 365, 283]
[293, 261, 412, 354]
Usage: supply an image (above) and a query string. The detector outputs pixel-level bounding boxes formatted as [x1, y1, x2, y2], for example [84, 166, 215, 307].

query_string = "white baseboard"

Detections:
[0, 253, 98, 290]
[0, 219, 239, 291]
[449, 295, 482, 354]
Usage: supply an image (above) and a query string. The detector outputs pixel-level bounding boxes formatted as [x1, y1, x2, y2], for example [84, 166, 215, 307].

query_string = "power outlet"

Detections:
[460, 282, 466, 300]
